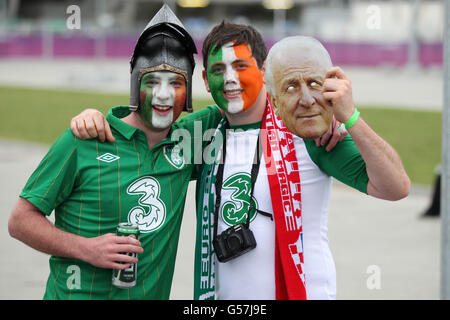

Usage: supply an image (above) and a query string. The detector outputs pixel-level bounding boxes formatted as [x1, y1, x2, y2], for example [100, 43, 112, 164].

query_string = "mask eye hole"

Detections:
[286, 84, 297, 93]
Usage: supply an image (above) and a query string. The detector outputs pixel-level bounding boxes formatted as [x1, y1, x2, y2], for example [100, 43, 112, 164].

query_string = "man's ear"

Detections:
[202, 70, 210, 92]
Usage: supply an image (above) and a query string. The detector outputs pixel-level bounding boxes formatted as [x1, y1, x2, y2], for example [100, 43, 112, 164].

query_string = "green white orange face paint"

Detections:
[139, 71, 186, 130]
[206, 42, 263, 114]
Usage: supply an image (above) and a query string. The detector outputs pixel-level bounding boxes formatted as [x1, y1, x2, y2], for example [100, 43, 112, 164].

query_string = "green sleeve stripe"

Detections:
[29, 132, 68, 192]
[115, 142, 121, 227]
[55, 176, 78, 209]
[77, 172, 83, 234]
[19, 194, 52, 216]
[180, 105, 222, 131]
[53, 263, 62, 299]
[89, 267, 97, 299]
[132, 137, 141, 177]
[39, 147, 77, 204]
[304, 136, 369, 194]
[96, 140, 102, 236]
[21, 130, 78, 215]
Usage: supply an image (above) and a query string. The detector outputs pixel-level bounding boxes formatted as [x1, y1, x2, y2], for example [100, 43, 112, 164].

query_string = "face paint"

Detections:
[206, 42, 263, 113]
[139, 71, 186, 130]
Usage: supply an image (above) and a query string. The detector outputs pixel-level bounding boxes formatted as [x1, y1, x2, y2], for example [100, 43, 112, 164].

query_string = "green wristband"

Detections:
[344, 109, 360, 129]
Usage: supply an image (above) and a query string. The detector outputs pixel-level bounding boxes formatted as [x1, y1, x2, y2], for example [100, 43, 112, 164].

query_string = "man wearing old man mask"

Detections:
[265, 36, 407, 200]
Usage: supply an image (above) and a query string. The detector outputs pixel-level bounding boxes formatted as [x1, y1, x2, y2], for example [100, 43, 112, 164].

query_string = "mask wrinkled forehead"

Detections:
[266, 36, 332, 95]
[276, 40, 331, 69]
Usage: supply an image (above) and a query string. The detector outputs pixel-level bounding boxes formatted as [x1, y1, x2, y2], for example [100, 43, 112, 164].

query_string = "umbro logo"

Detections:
[96, 153, 120, 163]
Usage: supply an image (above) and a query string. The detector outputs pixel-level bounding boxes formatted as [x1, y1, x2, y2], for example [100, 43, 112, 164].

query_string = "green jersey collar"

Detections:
[107, 106, 136, 140]
[107, 106, 181, 147]
[228, 120, 262, 131]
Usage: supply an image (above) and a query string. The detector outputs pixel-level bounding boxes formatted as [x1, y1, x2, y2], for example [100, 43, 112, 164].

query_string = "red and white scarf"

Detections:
[262, 96, 307, 299]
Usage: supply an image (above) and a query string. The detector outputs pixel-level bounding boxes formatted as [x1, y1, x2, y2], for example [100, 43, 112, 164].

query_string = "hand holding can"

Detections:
[112, 223, 141, 289]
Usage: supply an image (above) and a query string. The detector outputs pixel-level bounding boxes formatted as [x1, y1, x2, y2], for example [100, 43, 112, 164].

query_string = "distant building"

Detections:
[0, 0, 443, 66]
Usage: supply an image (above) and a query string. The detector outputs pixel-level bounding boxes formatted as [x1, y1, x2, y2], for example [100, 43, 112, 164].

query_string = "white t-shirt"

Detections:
[214, 124, 367, 300]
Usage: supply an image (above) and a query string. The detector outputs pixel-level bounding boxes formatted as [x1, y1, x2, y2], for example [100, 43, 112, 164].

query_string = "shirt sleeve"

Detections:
[175, 105, 223, 179]
[304, 135, 369, 194]
[19, 129, 79, 216]
[177, 105, 222, 132]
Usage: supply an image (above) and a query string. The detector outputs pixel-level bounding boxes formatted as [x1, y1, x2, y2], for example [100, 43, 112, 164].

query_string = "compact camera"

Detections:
[213, 224, 257, 262]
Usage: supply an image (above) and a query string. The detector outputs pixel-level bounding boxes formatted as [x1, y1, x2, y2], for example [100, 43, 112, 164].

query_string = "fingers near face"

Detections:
[325, 66, 349, 80]
[103, 117, 116, 142]
[92, 112, 106, 142]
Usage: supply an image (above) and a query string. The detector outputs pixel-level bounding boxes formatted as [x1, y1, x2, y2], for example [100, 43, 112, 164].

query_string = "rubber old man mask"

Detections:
[138, 70, 187, 130]
[204, 42, 264, 113]
[266, 36, 333, 139]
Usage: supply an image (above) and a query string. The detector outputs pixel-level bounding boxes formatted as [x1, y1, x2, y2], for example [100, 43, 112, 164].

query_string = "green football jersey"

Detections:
[20, 105, 221, 300]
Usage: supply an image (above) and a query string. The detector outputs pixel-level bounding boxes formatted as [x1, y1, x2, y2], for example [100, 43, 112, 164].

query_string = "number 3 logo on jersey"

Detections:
[127, 176, 166, 233]
[221, 172, 258, 226]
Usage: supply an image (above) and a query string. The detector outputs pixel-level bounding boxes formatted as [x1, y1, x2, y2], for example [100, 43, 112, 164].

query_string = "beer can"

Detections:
[112, 223, 140, 289]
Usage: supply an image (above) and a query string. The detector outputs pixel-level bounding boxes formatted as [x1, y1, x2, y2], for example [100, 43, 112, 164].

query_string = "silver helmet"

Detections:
[129, 4, 197, 113]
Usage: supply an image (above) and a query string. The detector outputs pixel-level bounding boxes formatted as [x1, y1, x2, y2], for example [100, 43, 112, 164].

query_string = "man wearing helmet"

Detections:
[8, 5, 222, 300]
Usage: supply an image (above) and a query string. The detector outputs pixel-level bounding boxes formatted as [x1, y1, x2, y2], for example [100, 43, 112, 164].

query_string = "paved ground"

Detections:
[0, 139, 440, 300]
